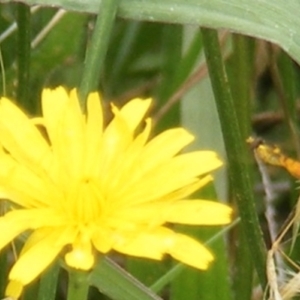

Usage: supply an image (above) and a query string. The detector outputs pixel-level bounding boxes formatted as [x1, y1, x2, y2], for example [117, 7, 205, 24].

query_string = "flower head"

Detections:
[0, 87, 232, 298]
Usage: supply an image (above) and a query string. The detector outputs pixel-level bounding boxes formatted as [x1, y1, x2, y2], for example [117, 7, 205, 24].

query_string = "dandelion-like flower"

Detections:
[0, 87, 232, 298]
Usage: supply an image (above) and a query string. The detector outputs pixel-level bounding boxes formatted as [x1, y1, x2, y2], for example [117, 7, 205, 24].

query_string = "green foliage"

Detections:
[1, 1, 300, 300]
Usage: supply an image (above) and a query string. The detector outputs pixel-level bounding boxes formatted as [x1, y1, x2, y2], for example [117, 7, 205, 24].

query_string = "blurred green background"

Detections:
[1, 1, 300, 300]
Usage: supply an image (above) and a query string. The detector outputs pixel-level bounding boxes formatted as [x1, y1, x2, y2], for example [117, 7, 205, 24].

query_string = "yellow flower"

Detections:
[0, 87, 232, 298]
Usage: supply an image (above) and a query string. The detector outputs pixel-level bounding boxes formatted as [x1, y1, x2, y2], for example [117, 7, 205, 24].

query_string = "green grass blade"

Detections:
[89, 257, 163, 300]
[79, 0, 119, 105]
[37, 262, 60, 300]
[201, 27, 267, 287]
[7, 0, 300, 65]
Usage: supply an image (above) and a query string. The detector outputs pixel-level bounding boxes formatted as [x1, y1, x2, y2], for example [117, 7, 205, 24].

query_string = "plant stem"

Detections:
[79, 0, 119, 109]
[17, 2, 31, 111]
[67, 269, 89, 300]
[201, 27, 267, 287]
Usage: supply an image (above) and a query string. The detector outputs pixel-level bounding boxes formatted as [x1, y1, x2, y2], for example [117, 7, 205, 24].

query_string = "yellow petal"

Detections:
[167, 151, 221, 179]
[20, 227, 76, 255]
[167, 233, 214, 269]
[100, 98, 151, 172]
[9, 229, 70, 285]
[97, 106, 133, 179]
[0, 215, 28, 251]
[141, 128, 195, 169]
[65, 238, 94, 270]
[65, 249, 94, 270]
[84, 92, 103, 177]
[0, 156, 61, 207]
[165, 200, 232, 225]
[42, 87, 69, 145]
[119, 152, 222, 206]
[113, 227, 174, 260]
[112, 203, 167, 226]
[57, 89, 85, 178]
[42, 87, 72, 185]
[102, 119, 152, 195]
[118, 98, 152, 131]
[42, 88, 85, 181]
[161, 175, 213, 203]
[0, 209, 66, 247]
[111, 128, 195, 199]
[92, 227, 114, 253]
[0, 209, 65, 251]
[0, 97, 51, 174]
[5, 280, 23, 299]
[114, 176, 212, 210]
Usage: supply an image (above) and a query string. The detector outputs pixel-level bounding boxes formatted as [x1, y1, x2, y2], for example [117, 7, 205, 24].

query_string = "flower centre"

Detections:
[68, 178, 104, 224]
